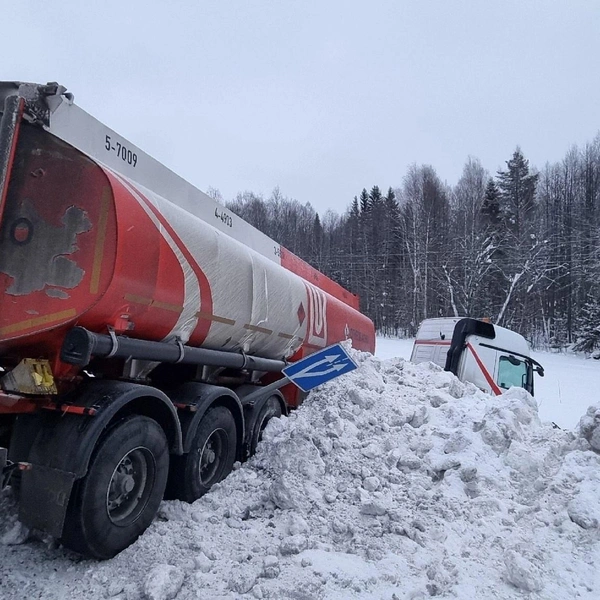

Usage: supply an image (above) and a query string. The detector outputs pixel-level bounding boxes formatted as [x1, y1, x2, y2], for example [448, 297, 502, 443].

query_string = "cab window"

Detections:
[497, 355, 527, 390]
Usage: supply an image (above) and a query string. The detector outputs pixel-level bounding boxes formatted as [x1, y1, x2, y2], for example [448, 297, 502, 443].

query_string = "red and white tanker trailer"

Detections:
[0, 82, 375, 558]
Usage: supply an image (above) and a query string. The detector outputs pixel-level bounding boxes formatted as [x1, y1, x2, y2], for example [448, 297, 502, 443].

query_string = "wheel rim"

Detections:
[199, 428, 227, 486]
[106, 446, 155, 526]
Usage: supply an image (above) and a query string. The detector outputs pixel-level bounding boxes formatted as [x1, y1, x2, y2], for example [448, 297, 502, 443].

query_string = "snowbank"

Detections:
[1, 353, 600, 599]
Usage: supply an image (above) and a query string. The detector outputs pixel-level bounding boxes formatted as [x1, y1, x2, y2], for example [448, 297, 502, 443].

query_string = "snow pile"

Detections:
[2, 353, 600, 599]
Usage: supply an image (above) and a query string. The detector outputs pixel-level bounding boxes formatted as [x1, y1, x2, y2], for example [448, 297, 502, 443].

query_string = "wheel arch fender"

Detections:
[20, 379, 182, 478]
[235, 384, 288, 415]
[169, 382, 245, 461]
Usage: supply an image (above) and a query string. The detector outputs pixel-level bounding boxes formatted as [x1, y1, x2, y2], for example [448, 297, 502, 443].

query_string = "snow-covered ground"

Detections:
[1, 339, 600, 599]
[530, 349, 600, 430]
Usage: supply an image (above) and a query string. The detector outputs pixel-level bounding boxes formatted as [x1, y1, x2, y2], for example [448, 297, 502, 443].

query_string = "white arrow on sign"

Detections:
[290, 354, 348, 380]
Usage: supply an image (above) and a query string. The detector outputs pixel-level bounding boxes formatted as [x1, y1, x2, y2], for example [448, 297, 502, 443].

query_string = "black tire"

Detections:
[60, 415, 169, 559]
[248, 396, 282, 456]
[168, 406, 237, 503]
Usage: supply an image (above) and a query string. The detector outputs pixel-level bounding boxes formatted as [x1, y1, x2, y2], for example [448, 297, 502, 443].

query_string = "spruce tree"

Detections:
[369, 185, 383, 207]
[359, 188, 370, 213]
[496, 148, 538, 237]
[350, 197, 360, 219]
[480, 179, 501, 228]
[384, 187, 399, 213]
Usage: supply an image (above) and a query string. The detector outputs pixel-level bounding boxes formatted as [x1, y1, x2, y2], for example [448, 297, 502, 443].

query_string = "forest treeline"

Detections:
[224, 138, 600, 351]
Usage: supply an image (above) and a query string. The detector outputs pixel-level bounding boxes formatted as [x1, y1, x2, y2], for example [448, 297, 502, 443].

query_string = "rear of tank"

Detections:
[0, 110, 118, 368]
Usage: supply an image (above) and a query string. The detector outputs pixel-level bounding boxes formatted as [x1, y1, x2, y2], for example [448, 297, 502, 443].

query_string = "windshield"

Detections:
[497, 355, 530, 391]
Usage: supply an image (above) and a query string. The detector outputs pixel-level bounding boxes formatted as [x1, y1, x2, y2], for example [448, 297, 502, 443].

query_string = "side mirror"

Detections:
[535, 366, 544, 377]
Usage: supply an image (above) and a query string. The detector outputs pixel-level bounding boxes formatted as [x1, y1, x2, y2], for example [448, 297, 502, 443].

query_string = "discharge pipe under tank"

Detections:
[61, 327, 287, 373]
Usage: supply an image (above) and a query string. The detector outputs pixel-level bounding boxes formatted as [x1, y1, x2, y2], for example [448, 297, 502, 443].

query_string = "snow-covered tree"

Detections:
[496, 148, 539, 238]
[573, 296, 600, 354]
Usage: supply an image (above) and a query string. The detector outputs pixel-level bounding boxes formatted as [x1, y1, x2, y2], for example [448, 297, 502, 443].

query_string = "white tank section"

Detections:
[45, 92, 282, 263]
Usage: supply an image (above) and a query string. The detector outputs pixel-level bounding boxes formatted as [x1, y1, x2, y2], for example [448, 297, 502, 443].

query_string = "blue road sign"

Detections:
[282, 343, 358, 392]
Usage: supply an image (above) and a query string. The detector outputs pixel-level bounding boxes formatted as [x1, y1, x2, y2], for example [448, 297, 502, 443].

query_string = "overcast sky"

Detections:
[4, 1, 599, 214]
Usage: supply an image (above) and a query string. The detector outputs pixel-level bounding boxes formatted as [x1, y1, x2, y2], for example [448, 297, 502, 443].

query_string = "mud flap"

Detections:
[19, 465, 76, 538]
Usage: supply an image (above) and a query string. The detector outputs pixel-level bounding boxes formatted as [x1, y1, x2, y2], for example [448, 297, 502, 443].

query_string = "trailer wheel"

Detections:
[169, 406, 237, 503]
[61, 415, 169, 559]
[248, 396, 282, 456]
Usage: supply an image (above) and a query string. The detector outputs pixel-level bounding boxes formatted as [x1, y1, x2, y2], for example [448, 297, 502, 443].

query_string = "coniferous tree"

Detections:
[369, 185, 383, 206]
[381, 187, 402, 334]
[359, 188, 370, 213]
[349, 197, 360, 255]
[480, 179, 501, 229]
[496, 148, 539, 237]
[493, 149, 543, 329]
[385, 187, 398, 213]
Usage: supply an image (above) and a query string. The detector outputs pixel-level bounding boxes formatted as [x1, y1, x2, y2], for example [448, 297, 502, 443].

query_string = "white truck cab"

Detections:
[410, 317, 544, 396]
